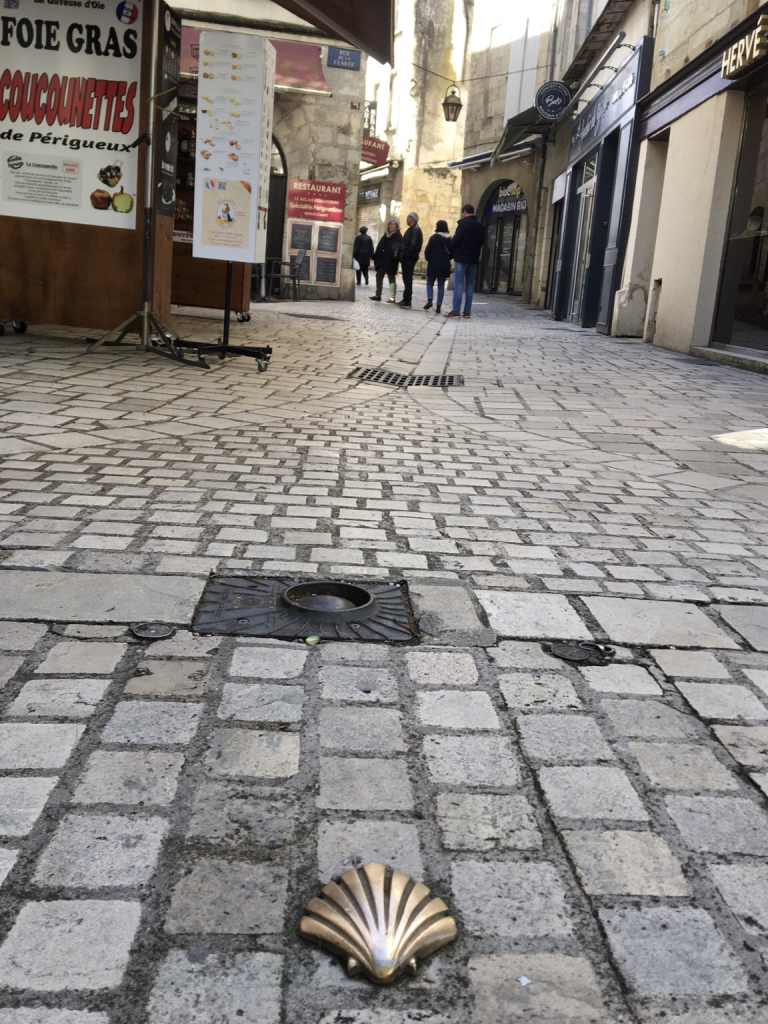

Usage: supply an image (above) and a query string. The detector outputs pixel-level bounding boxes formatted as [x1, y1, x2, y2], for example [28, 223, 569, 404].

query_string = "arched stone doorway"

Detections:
[478, 180, 528, 296]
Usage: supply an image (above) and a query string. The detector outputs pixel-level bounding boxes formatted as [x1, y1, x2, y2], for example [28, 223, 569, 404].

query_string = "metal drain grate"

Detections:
[348, 367, 464, 387]
[192, 576, 419, 642]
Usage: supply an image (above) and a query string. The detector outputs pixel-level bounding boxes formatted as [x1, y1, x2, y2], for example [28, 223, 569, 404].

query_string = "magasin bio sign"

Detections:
[0, 0, 143, 229]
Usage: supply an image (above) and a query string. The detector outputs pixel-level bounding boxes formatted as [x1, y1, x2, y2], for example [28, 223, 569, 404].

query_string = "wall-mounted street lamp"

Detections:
[442, 84, 463, 122]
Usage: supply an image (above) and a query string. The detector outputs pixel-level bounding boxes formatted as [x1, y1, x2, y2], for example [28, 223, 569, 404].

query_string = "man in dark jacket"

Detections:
[397, 212, 423, 307]
[353, 225, 374, 285]
[446, 203, 486, 319]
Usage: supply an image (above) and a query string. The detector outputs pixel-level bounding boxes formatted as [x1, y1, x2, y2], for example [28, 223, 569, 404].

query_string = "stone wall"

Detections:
[653, 0, 762, 88]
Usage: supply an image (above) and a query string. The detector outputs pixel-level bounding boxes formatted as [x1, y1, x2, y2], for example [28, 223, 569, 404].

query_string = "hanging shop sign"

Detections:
[0, 0, 143, 229]
[721, 13, 768, 78]
[535, 81, 571, 121]
[156, 3, 181, 218]
[363, 100, 377, 137]
[286, 178, 345, 221]
[192, 31, 275, 263]
[358, 183, 380, 205]
[361, 135, 389, 166]
[328, 47, 361, 71]
[569, 45, 645, 166]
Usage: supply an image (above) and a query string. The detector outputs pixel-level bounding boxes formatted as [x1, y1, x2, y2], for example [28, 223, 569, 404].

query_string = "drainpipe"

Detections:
[522, 129, 549, 305]
[650, 0, 661, 38]
[549, 0, 560, 80]
[584, 0, 594, 42]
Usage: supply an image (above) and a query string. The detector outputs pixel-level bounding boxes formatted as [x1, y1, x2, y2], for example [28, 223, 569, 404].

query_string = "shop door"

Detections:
[568, 155, 598, 322]
[482, 221, 498, 291]
[713, 88, 768, 352]
[495, 215, 517, 292]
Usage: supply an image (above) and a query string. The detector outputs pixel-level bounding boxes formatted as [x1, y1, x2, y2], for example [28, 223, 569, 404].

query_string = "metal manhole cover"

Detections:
[348, 367, 464, 387]
[192, 576, 419, 642]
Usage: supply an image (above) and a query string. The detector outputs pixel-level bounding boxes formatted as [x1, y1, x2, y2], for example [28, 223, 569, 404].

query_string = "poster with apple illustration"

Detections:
[0, 0, 143, 229]
[192, 30, 275, 262]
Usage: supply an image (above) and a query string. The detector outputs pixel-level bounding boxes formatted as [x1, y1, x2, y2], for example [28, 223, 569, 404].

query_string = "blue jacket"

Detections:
[424, 232, 452, 278]
[449, 215, 486, 265]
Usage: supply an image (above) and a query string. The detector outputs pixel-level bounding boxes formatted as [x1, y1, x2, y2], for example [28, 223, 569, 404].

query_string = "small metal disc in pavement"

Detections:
[549, 642, 593, 663]
[131, 622, 176, 641]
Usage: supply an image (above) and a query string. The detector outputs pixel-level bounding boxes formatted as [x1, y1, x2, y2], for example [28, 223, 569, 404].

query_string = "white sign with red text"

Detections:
[0, 0, 143, 229]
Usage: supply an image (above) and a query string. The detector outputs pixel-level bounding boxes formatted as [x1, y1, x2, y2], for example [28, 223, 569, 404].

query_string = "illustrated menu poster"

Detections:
[254, 39, 276, 262]
[157, 3, 181, 218]
[200, 178, 252, 249]
[193, 31, 275, 263]
[0, 0, 143, 229]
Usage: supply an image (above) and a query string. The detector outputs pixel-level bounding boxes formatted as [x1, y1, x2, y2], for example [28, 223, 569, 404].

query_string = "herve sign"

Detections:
[0, 0, 142, 229]
[722, 13, 768, 78]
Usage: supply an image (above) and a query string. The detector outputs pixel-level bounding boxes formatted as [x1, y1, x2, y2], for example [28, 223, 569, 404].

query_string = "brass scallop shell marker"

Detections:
[299, 862, 458, 984]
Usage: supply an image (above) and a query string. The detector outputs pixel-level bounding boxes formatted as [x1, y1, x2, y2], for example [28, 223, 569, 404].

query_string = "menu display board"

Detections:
[192, 31, 275, 262]
[290, 222, 313, 250]
[317, 225, 340, 253]
[285, 218, 343, 288]
[0, 0, 143, 229]
[315, 256, 339, 285]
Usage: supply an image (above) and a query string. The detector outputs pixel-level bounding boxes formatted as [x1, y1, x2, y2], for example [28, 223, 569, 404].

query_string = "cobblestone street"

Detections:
[1, 287, 768, 1023]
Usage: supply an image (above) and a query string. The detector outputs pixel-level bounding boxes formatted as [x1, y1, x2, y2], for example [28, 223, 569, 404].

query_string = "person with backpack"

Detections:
[423, 219, 452, 313]
[353, 225, 374, 285]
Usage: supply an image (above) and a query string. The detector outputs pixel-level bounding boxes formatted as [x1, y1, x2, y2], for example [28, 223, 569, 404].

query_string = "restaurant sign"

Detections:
[721, 14, 768, 78]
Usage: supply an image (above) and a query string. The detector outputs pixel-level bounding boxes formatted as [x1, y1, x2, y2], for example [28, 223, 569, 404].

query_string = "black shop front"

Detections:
[551, 38, 652, 330]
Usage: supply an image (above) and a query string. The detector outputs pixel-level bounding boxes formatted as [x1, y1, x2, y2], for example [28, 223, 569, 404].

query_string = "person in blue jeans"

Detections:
[423, 219, 452, 313]
[445, 203, 486, 319]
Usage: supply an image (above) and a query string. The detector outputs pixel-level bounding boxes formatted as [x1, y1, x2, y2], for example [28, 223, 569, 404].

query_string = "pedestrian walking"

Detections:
[397, 212, 423, 308]
[353, 226, 374, 285]
[445, 203, 486, 319]
[423, 219, 452, 313]
[371, 219, 402, 303]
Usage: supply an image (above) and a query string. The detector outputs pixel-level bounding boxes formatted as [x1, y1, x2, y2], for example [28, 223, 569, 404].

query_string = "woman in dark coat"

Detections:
[370, 219, 402, 302]
[423, 219, 452, 313]
[353, 225, 375, 285]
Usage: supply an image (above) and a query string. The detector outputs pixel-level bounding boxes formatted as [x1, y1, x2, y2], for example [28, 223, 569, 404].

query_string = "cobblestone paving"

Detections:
[1, 286, 768, 1022]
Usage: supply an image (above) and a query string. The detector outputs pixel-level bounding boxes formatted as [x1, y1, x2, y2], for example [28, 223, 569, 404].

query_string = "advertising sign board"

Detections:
[0, 0, 143, 229]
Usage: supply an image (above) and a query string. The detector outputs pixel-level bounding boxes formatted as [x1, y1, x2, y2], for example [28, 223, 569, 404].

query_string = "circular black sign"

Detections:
[535, 81, 571, 121]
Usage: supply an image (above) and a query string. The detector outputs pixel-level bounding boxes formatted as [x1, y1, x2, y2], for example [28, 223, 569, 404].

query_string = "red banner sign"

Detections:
[361, 136, 390, 166]
[286, 178, 345, 221]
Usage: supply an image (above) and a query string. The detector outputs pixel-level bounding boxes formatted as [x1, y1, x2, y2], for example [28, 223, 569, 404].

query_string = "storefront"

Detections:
[627, 2, 768, 357]
[711, 12, 768, 354]
[551, 38, 652, 330]
[0, 0, 389, 331]
[479, 182, 528, 295]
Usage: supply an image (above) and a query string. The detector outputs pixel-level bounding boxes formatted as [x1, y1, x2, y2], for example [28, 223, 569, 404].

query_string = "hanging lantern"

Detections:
[442, 85, 463, 123]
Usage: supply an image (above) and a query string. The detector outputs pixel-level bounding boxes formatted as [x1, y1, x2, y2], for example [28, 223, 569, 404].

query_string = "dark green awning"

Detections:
[490, 107, 549, 166]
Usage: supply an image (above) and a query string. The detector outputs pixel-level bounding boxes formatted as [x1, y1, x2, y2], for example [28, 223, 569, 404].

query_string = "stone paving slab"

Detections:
[0, 571, 205, 623]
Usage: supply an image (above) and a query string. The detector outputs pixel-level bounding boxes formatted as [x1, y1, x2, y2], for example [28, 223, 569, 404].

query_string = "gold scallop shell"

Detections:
[299, 861, 458, 984]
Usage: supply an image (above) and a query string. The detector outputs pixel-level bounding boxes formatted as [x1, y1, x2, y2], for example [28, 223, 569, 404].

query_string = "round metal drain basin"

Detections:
[282, 581, 375, 619]
[131, 622, 176, 641]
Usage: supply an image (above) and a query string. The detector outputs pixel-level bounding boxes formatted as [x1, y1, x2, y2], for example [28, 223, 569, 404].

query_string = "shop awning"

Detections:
[489, 108, 549, 166]
[272, 39, 329, 94]
[271, 0, 394, 65]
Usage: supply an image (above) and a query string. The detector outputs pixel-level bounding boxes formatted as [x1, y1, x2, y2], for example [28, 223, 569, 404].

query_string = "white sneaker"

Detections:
[387, 297, 396, 303]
